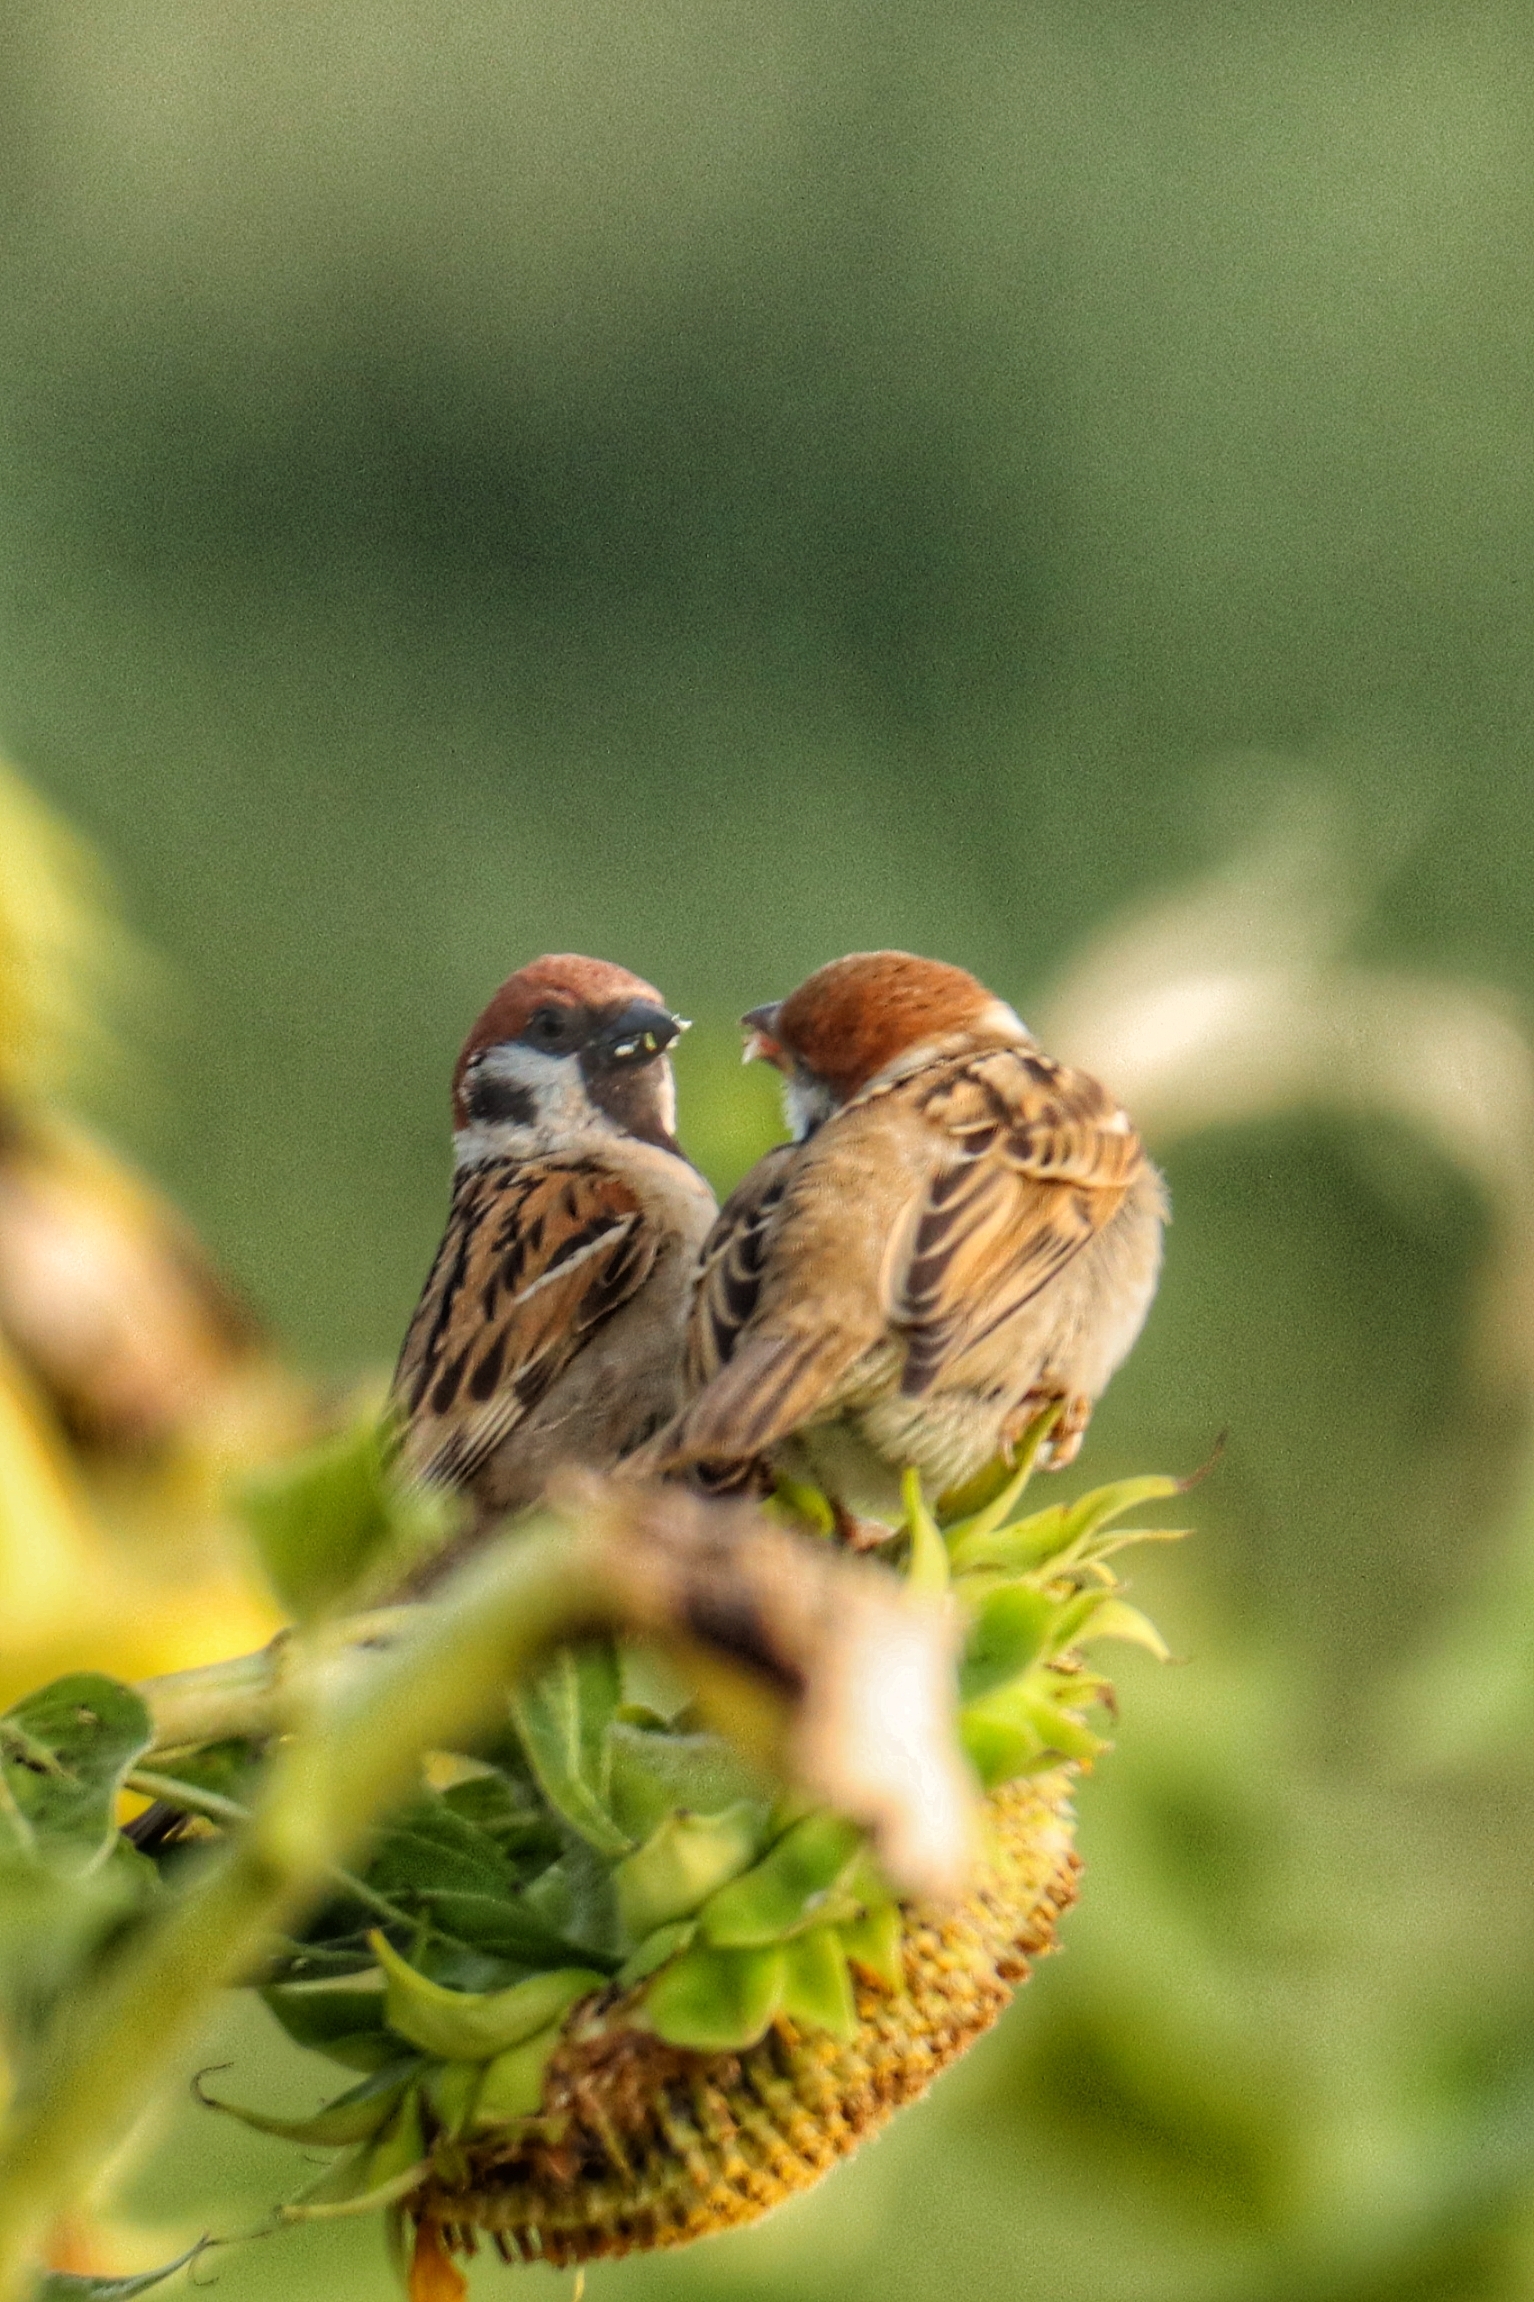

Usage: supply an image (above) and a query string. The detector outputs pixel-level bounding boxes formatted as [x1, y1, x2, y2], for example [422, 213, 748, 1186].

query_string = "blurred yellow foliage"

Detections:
[0, 1359, 284, 1700]
[0, 764, 292, 1701]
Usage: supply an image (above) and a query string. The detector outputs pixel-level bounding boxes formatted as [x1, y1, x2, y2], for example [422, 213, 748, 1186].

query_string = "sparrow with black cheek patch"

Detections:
[391, 956, 717, 1557]
[643, 950, 1166, 1518]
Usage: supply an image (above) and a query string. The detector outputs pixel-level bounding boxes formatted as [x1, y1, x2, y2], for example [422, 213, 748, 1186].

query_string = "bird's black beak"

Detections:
[593, 1000, 686, 1067]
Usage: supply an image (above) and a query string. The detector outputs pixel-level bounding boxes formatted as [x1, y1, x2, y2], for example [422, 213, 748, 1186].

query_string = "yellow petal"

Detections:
[409, 2222, 468, 2302]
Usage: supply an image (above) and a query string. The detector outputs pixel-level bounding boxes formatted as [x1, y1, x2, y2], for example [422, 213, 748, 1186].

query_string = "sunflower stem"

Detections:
[134, 1607, 418, 1754]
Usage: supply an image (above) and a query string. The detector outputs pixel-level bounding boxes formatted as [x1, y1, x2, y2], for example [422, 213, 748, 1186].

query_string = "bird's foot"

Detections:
[1003, 1391, 1092, 1470]
[831, 1498, 900, 1552]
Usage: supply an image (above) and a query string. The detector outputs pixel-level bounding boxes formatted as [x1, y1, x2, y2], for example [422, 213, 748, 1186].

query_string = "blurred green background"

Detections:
[6, 3, 1534, 2295]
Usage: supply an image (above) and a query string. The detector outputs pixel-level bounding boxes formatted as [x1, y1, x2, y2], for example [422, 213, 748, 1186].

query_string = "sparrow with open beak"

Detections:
[644, 950, 1166, 1515]
[391, 957, 717, 1548]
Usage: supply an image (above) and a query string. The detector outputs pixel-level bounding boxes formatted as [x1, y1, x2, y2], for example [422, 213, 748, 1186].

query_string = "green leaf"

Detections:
[0, 1721, 67, 1781]
[1, 1675, 152, 1877]
[34, 2240, 216, 2301]
[614, 1804, 764, 1943]
[520, 1841, 624, 1962]
[438, 1772, 561, 1868]
[411, 1889, 585, 1970]
[276, 1784, 577, 1988]
[699, 1812, 864, 1948]
[359, 1791, 514, 1900]
[260, 1971, 396, 2070]
[642, 1943, 787, 2051]
[197, 2059, 416, 2146]
[779, 1926, 857, 2041]
[371, 1931, 602, 2060]
[958, 1584, 1058, 1701]
[512, 1640, 632, 1855]
[605, 1720, 771, 1843]
[237, 1415, 451, 1621]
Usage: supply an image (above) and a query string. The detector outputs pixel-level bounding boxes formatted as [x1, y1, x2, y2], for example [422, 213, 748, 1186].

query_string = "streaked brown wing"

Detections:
[657, 1322, 870, 1471]
[653, 1141, 871, 1471]
[684, 1143, 799, 1391]
[392, 1157, 658, 1487]
[896, 1048, 1145, 1394]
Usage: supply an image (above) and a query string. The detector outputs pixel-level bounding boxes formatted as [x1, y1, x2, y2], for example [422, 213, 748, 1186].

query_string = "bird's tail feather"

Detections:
[642, 1328, 865, 1475]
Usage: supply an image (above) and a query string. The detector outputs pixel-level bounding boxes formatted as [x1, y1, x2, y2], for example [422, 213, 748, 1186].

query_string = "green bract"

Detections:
[696, 1811, 864, 1946]
[472, 2030, 563, 2124]
[613, 1803, 762, 1939]
[199, 2060, 417, 2147]
[281, 2086, 429, 2221]
[371, 1935, 603, 2061]
[938, 1452, 1187, 1787]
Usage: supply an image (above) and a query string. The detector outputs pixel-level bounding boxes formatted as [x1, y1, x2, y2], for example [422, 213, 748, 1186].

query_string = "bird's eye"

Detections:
[528, 1006, 572, 1048]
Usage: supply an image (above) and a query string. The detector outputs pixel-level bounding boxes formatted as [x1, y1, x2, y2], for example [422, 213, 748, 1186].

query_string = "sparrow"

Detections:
[643, 950, 1166, 1515]
[390, 956, 717, 1551]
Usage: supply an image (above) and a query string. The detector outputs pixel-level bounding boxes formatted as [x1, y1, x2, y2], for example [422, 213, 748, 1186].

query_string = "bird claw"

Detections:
[1003, 1392, 1092, 1471]
[832, 1500, 900, 1553]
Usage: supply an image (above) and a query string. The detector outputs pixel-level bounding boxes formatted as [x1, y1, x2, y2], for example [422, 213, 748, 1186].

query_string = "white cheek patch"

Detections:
[486, 1042, 586, 1105]
[784, 1069, 838, 1141]
[454, 1044, 593, 1168]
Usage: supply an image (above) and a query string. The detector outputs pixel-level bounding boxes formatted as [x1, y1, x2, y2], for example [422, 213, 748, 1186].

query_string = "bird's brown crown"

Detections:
[770, 951, 1013, 1102]
[453, 956, 666, 1114]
